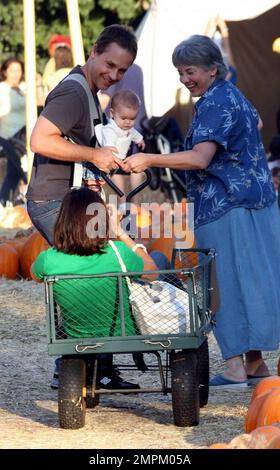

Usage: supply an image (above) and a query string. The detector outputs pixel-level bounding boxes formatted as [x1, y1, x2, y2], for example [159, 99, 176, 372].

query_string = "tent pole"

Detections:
[23, 0, 37, 182]
[66, 0, 85, 65]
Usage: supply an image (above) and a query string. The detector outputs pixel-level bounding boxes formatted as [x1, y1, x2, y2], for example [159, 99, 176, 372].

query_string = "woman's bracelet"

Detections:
[132, 243, 147, 254]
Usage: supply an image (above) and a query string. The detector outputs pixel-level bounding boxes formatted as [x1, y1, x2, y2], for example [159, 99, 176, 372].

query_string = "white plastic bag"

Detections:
[129, 280, 190, 335]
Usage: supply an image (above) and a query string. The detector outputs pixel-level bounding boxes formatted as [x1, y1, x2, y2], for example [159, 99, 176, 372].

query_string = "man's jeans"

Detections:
[27, 199, 62, 246]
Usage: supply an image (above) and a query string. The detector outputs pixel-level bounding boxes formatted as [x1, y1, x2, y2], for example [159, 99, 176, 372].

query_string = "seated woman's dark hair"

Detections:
[54, 187, 109, 255]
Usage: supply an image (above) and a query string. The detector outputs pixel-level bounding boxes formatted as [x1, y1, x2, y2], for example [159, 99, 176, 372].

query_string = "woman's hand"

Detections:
[107, 203, 125, 239]
[123, 153, 150, 173]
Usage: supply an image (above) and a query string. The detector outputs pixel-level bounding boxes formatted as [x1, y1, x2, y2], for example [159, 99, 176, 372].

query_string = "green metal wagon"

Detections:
[44, 247, 216, 429]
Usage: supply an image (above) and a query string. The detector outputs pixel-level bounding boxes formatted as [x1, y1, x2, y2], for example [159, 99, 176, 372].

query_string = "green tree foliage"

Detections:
[0, 0, 150, 71]
[0, 1, 24, 58]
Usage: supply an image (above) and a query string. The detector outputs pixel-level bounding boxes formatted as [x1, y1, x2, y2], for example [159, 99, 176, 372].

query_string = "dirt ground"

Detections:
[1, 277, 279, 450]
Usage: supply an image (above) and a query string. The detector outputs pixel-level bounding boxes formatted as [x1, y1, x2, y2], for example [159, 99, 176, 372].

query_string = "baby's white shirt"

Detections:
[101, 118, 143, 159]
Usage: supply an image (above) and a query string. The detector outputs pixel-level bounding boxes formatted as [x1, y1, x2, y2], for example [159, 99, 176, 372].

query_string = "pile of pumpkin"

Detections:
[209, 364, 280, 449]
[0, 205, 50, 279]
[0, 202, 196, 280]
[0, 229, 49, 279]
[0, 204, 32, 230]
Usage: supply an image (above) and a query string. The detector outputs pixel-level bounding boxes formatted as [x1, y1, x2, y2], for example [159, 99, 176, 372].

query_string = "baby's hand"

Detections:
[138, 140, 145, 151]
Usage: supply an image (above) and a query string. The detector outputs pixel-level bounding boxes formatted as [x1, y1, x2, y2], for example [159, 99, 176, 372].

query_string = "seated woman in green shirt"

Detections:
[31, 187, 157, 338]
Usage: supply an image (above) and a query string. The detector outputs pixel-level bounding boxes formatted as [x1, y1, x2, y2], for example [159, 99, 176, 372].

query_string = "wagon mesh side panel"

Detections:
[52, 276, 137, 339]
[171, 249, 212, 326]
[46, 251, 213, 343]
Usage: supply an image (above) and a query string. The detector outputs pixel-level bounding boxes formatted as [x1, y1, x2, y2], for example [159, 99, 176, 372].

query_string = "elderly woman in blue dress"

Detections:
[123, 35, 280, 390]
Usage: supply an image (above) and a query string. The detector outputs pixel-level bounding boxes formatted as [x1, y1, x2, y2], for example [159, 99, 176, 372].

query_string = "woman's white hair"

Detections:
[172, 34, 228, 79]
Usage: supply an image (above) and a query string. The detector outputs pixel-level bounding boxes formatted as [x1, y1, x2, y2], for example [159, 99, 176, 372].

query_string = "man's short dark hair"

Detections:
[95, 24, 137, 61]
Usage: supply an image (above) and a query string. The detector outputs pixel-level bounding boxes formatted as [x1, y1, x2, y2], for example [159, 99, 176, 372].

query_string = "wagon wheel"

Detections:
[197, 338, 209, 408]
[171, 350, 199, 427]
[58, 358, 86, 429]
[85, 357, 100, 409]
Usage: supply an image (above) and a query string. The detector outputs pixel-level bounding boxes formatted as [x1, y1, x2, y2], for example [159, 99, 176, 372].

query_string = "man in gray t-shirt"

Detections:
[26, 25, 137, 245]
[26, 25, 141, 392]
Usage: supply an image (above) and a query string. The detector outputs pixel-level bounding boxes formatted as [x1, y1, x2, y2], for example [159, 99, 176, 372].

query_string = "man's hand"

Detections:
[89, 147, 122, 173]
[123, 153, 150, 173]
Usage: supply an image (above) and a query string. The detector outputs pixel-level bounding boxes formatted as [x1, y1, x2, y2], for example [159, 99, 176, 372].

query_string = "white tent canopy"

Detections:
[136, 0, 280, 118]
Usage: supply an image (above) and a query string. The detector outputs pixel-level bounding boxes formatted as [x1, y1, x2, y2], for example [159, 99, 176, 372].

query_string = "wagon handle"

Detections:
[75, 343, 104, 353]
[143, 339, 172, 348]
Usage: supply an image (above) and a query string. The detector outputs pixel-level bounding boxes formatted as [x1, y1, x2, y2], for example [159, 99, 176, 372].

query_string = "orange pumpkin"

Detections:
[249, 425, 280, 448]
[5, 238, 27, 258]
[245, 391, 271, 433]
[266, 435, 280, 449]
[208, 443, 231, 449]
[0, 243, 19, 279]
[133, 202, 196, 265]
[0, 205, 32, 229]
[229, 434, 252, 449]
[250, 376, 280, 404]
[255, 388, 280, 428]
[149, 218, 196, 262]
[135, 205, 151, 229]
[149, 235, 174, 261]
[19, 231, 50, 279]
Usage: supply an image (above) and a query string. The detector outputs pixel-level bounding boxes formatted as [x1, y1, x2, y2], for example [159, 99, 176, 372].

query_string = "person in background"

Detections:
[267, 134, 280, 171]
[124, 34, 280, 390]
[205, 15, 237, 85]
[42, 34, 72, 93]
[44, 45, 73, 94]
[0, 58, 43, 205]
[99, 63, 147, 201]
[267, 135, 280, 203]
[271, 167, 280, 196]
[267, 108, 280, 170]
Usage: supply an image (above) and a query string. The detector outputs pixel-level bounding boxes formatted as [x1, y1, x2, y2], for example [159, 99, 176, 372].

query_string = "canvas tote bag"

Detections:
[109, 241, 191, 335]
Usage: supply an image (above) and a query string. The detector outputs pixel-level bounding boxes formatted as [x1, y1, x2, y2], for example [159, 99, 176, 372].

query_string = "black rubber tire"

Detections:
[58, 358, 86, 429]
[171, 350, 199, 427]
[85, 357, 100, 409]
[197, 339, 209, 408]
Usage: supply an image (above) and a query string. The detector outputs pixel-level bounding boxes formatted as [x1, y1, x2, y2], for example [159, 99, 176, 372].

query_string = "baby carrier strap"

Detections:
[63, 73, 102, 187]
[63, 73, 101, 137]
